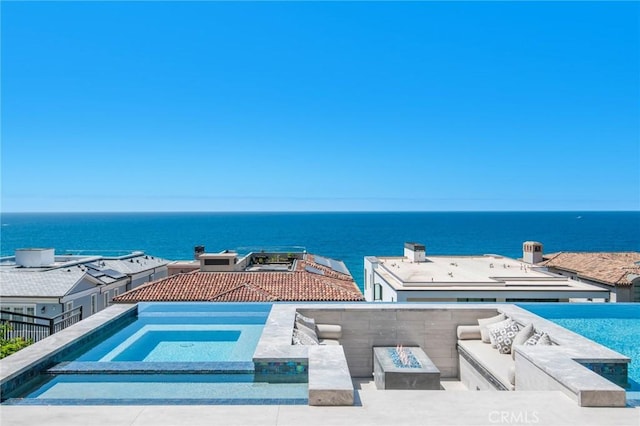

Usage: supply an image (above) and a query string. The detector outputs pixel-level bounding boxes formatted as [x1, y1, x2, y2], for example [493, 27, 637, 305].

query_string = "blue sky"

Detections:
[1, 1, 638, 212]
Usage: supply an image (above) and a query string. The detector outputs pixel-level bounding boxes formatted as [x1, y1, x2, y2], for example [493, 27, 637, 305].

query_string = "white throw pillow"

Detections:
[478, 313, 506, 343]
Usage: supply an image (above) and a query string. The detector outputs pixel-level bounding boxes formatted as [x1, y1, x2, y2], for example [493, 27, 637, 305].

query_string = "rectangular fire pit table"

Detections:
[373, 346, 441, 390]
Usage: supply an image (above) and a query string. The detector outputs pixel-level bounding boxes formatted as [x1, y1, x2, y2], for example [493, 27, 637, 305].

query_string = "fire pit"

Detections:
[373, 346, 440, 390]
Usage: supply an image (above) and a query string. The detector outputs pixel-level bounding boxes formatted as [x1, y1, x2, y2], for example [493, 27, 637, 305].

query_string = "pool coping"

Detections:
[0, 304, 138, 397]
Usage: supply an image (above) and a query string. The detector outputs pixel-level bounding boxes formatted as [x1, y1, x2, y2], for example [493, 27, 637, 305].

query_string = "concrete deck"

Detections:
[1, 381, 638, 426]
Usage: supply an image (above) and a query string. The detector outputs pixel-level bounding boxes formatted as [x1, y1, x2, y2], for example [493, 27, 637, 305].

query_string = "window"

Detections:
[457, 298, 496, 302]
[104, 291, 110, 308]
[91, 294, 97, 314]
[374, 284, 382, 301]
[204, 258, 230, 266]
[0, 305, 35, 322]
[114, 288, 119, 298]
[65, 301, 73, 313]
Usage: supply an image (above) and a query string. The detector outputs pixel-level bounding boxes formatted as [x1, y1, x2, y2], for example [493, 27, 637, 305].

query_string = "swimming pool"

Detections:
[519, 303, 640, 406]
[74, 302, 267, 362]
[2, 302, 308, 405]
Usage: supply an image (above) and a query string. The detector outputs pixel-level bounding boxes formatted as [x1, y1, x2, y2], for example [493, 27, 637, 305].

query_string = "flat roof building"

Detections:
[364, 242, 610, 303]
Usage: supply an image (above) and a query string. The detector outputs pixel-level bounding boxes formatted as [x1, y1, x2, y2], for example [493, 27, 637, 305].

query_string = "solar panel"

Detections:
[305, 266, 325, 276]
[87, 269, 105, 278]
[102, 269, 126, 279]
[314, 255, 330, 268]
[313, 255, 350, 275]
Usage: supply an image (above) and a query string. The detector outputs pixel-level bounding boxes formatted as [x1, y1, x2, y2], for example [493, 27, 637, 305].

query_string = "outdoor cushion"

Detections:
[508, 366, 516, 386]
[292, 328, 319, 345]
[478, 313, 506, 343]
[295, 312, 316, 330]
[536, 332, 552, 346]
[457, 325, 482, 340]
[319, 339, 341, 346]
[296, 323, 320, 344]
[524, 330, 545, 345]
[487, 319, 520, 354]
[458, 339, 515, 391]
[511, 323, 535, 360]
[316, 323, 342, 340]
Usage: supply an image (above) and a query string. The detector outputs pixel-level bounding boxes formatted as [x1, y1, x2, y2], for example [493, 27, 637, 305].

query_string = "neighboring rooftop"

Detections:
[113, 252, 364, 303]
[370, 253, 607, 294]
[0, 250, 170, 298]
[541, 252, 640, 287]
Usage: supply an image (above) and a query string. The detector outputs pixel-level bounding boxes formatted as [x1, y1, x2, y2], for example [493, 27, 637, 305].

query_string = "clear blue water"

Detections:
[2, 211, 639, 290]
[5, 302, 309, 405]
[17, 374, 308, 404]
[519, 303, 640, 404]
[76, 303, 268, 362]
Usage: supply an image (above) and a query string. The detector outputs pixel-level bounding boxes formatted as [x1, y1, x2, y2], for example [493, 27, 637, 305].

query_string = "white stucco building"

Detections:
[364, 242, 610, 303]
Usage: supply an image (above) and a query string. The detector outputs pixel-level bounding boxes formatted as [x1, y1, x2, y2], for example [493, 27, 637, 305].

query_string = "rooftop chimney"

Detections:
[404, 242, 426, 263]
[194, 245, 205, 260]
[523, 241, 543, 264]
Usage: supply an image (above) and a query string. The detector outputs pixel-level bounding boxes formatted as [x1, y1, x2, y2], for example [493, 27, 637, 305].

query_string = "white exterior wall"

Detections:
[364, 257, 399, 302]
[15, 249, 55, 267]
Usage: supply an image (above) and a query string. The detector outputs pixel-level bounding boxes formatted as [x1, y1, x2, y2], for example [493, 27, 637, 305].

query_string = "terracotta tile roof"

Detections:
[113, 254, 364, 302]
[540, 252, 640, 287]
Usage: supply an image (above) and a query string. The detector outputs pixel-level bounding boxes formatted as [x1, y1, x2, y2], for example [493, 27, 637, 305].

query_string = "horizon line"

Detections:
[2, 210, 639, 214]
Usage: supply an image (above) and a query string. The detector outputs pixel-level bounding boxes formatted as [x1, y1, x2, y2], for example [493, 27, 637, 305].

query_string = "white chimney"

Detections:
[15, 248, 55, 267]
[522, 241, 543, 264]
[404, 242, 426, 262]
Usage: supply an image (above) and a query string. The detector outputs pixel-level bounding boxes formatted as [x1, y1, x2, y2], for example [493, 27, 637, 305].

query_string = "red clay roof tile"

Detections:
[113, 254, 364, 302]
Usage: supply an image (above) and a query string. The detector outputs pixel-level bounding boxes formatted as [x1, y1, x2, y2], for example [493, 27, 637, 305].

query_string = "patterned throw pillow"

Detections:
[292, 328, 318, 345]
[295, 322, 319, 344]
[292, 328, 304, 345]
[295, 312, 316, 330]
[478, 313, 507, 343]
[511, 323, 535, 360]
[488, 319, 520, 354]
[524, 330, 544, 346]
[536, 332, 552, 346]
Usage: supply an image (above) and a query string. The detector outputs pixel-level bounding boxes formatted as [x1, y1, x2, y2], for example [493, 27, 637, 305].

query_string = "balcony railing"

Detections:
[1, 306, 83, 343]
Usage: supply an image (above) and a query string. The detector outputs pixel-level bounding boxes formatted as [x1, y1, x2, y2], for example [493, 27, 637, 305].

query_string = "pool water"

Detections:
[8, 374, 308, 405]
[3, 302, 309, 405]
[519, 303, 640, 406]
[76, 303, 268, 362]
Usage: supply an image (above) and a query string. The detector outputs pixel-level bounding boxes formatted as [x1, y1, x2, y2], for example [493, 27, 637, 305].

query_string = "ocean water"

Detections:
[1, 211, 639, 289]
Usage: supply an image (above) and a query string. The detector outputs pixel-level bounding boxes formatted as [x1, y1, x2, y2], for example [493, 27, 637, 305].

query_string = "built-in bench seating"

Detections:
[456, 313, 553, 392]
[291, 311, 352, 406]
[292, 313, 343, 346]
[456, 309, 628, 407]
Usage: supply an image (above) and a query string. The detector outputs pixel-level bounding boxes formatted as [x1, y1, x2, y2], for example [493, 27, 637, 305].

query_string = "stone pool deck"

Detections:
[1, 302, 638, 425]
[1, 383, 638, 426]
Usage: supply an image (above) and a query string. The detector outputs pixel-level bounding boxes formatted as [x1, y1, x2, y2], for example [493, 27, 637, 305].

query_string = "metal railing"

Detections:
[1, 306, 83, 343]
